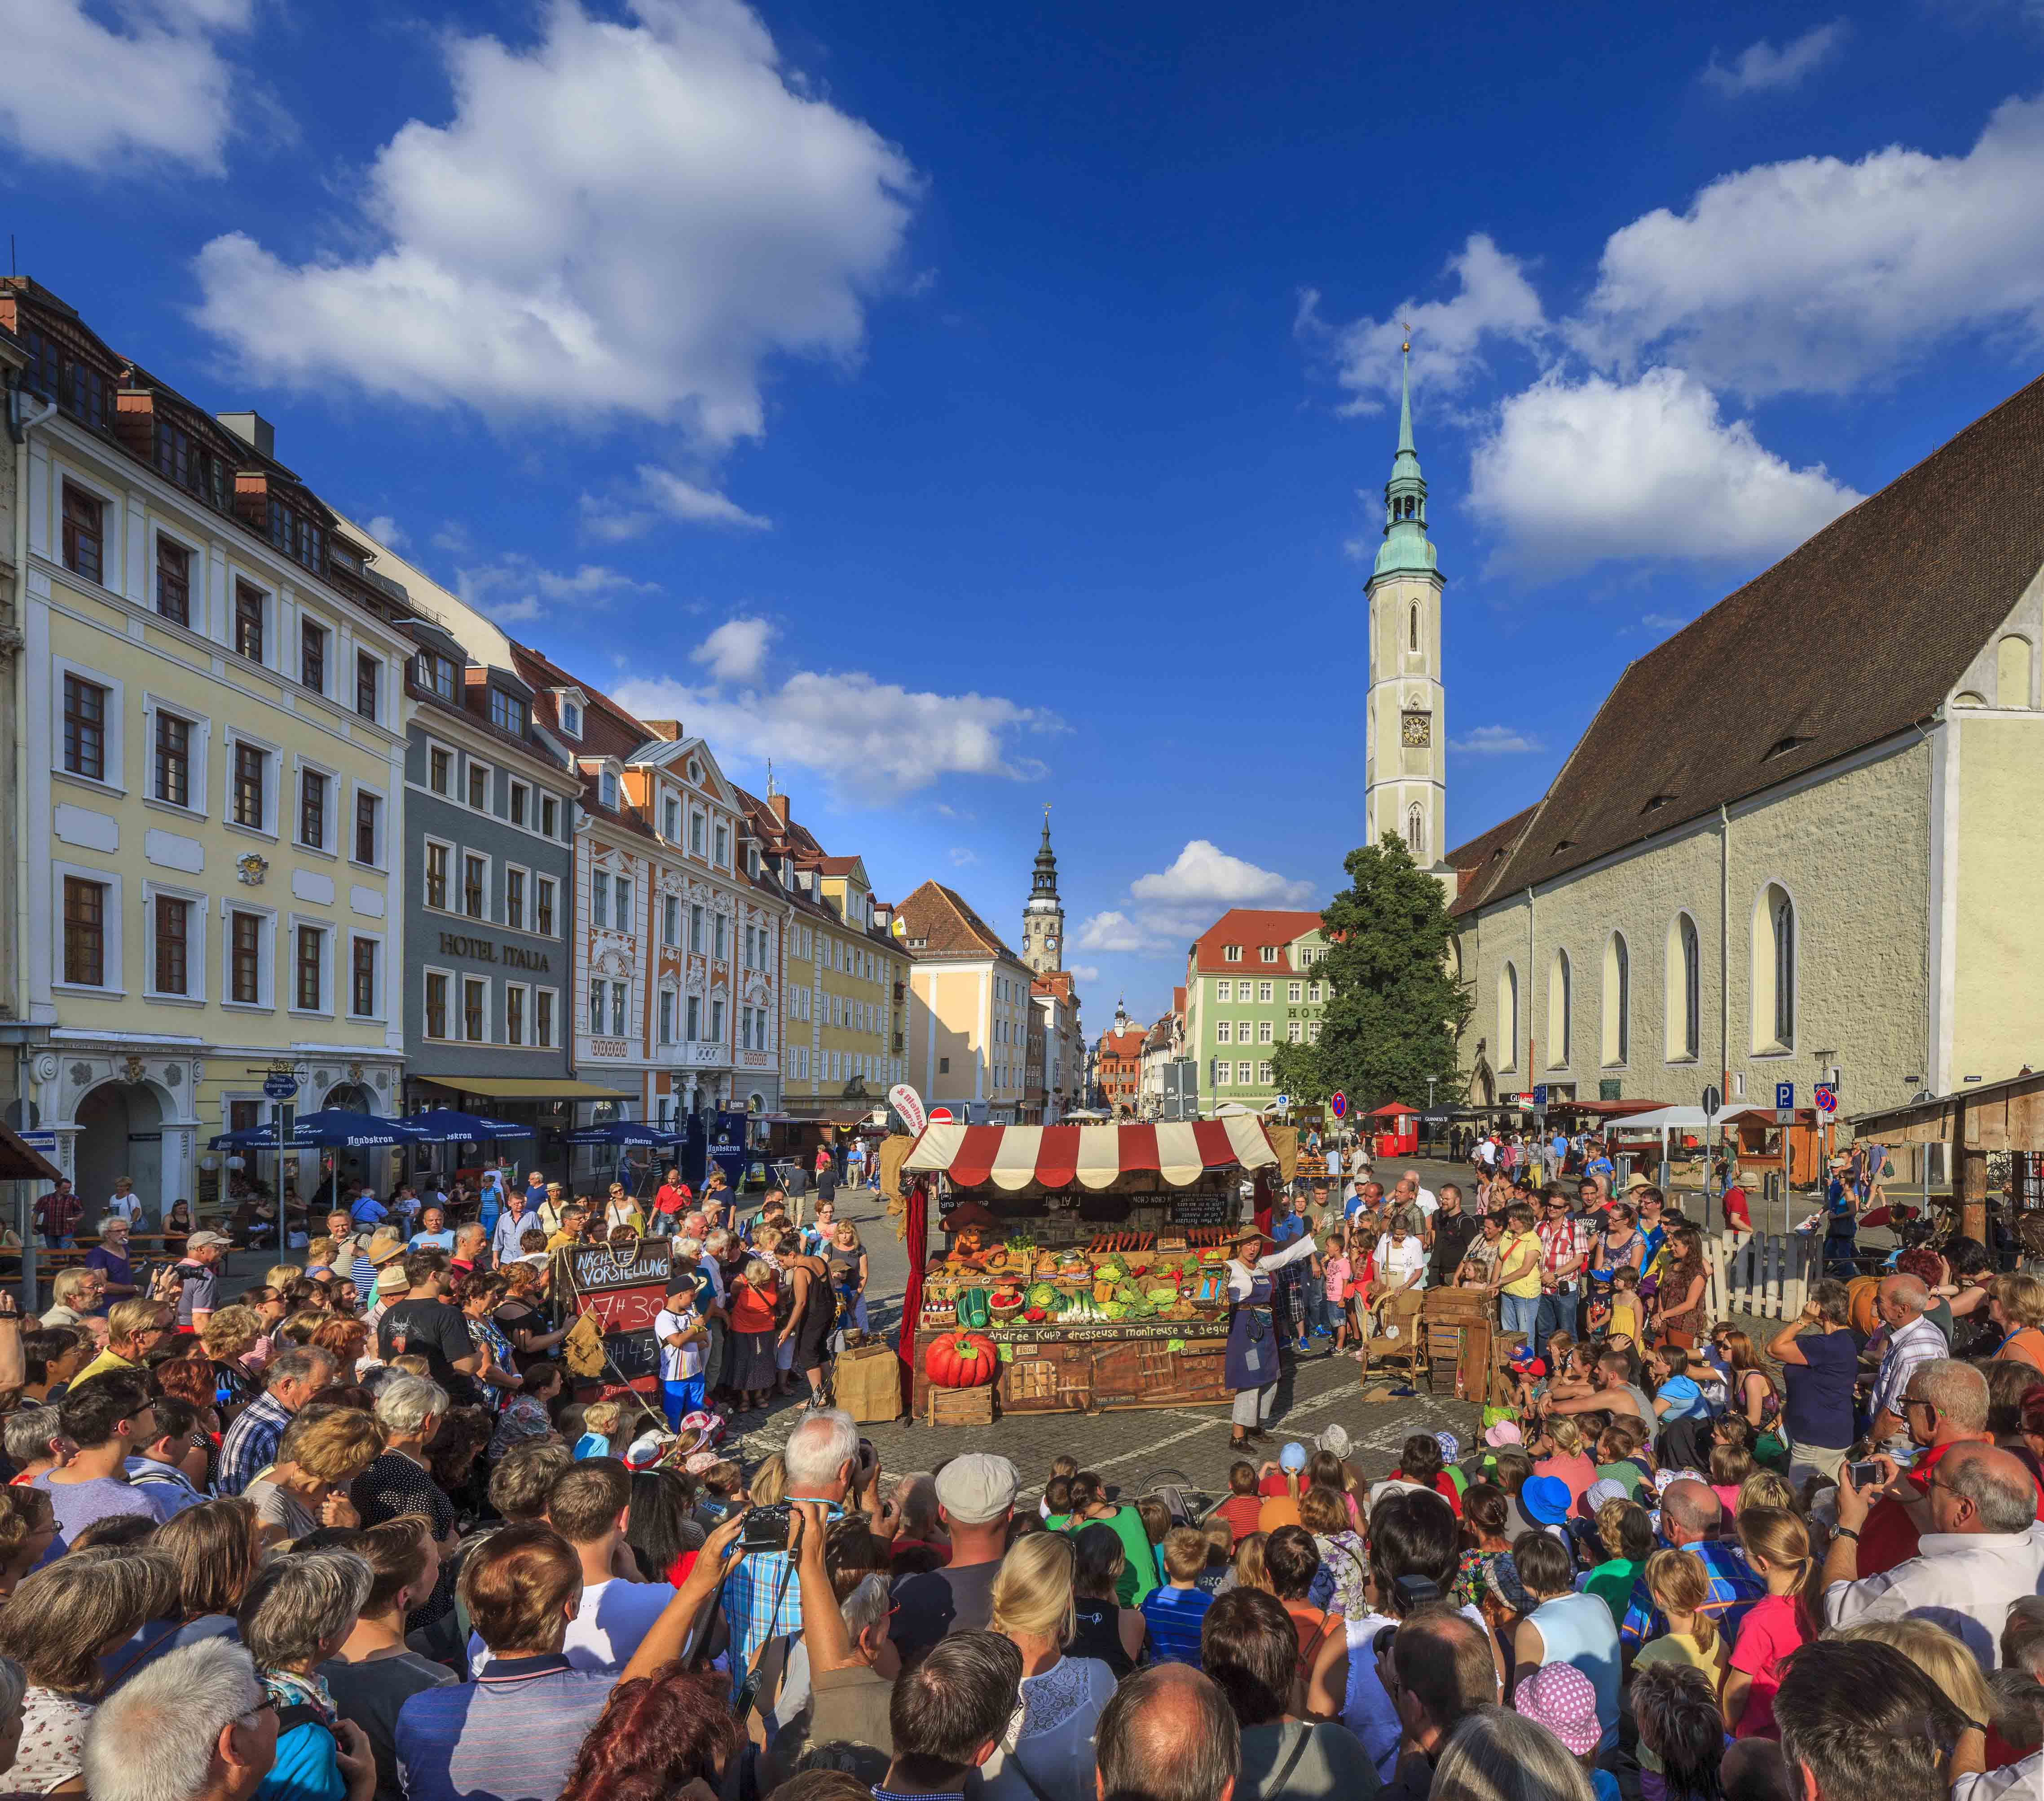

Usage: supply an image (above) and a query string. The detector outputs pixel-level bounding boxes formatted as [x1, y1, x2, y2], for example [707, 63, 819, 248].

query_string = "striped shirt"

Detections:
[1619, 1537, 1765, 1645]
[395, 1654, 613, 1801]
[1869, 1313, 1948, 1430]
[1141, 1584, 1211, 1666]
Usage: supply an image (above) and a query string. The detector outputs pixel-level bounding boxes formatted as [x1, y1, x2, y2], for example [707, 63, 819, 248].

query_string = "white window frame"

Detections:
[590, 867, 611, 931]
[229, 571, 274, 671]
[349, 781, 389, 871]
[54, 461, 122, 591]
[461, 851, 490, 922]
[354, 649, 385, 725]
[503, 862, 530, 933]
[53, 861, 124, 996]
[614, 875, 634, 934]
[422, 734, 455, 798]
[141, 879, 207, 1004]
[662, 893, 679, 947]
[346, 930, 386, 1023]
[508, 780, 529, 829]
[286, 915, 334, 1019]
[1257, 981, 1273, 1002]
[504, 980, 529, 1047]
[609, 980, 629, 1038]
[149, 523, 203, 633]
[599, 768, 619, 810]
[1237, 1061, 1253, 1085]
[1287, 981, 1302, 1003]
[221, 725, 282, 839]
[688, 809, 706, 856]
[658, 987, 676, 1046]
[293, 754, 340, 857]
[464, 755, 495, 816]
[713, 821, 729, 866]
[53, 657, 127, 797]
[534, 874, 558, 939]
[1224, 945, 1242, 963]
[298, 611, 332, 697]
[1258, 1020, 1273, 1045]
[423, 966, 454, 1041]
[460, 973, 491, 1044]
[139, 692, 210, 819]
[533, 986, 557, 1049]
[422, 835, 455, 914]
[663, 796, 680, 843]
[220, 901, 276, 1011]
[553, 692, 584, 740]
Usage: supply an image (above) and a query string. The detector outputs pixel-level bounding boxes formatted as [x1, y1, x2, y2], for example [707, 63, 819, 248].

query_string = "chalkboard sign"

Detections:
[1170, 1192, 1231, 1226]
[565, 1239, 672, 1390]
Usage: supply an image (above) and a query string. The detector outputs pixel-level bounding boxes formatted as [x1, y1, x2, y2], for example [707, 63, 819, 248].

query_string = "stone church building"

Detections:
[1438, 373, 2044, 1119]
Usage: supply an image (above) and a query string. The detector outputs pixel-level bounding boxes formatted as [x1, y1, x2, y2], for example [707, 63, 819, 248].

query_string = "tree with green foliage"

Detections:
[1269, 833, 1471, 1114]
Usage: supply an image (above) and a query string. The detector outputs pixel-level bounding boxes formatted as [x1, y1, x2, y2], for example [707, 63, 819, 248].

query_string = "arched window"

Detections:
[1751, 883, 1796, 1053]
[1498, 964, 1519, 1071]
[1547, 948, 1571, 1068]
[1405, 803, 1425, 858]
[1664, 912, 1700, 1061]
[2000, 636, 2032, 708]
[1601, 933, 1629, 1067]
[1410, 604, 1419, 652]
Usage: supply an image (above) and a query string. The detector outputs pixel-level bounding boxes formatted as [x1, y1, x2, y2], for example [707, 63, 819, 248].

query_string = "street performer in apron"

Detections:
[1226, 1221, 1319, 1448]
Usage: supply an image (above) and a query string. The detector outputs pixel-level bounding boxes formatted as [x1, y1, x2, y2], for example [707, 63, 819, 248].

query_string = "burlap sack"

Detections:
[835, 1341, 903, 1423]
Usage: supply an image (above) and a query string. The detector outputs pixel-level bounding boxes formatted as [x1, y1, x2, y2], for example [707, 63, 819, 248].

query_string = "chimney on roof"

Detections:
[642, 720, 683, 742]
[768, 794, 789, 827]
[216, 411, 275, 459]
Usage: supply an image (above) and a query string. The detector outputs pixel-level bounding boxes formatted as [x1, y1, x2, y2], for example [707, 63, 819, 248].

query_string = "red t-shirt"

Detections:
[1723, 1187, 1752, 1231]
[1214, 1495, 1263, 1546]
[1389, 1468, 1465, 1517]
[1730, 1593, 1811, 1740]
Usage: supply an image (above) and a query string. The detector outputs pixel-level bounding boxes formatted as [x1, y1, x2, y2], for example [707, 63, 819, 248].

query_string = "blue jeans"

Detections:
[662, 1374, 705, 1428]
[1303, 1276, 1333, 1336]
[1535, 1289, 1577, 1347]
[1500, 1293, 1542, 1343]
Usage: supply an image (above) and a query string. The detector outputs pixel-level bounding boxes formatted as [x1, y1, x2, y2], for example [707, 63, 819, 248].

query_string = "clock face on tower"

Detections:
[1401, 710, 1432, 747]
[1047, 935, 1058, 951]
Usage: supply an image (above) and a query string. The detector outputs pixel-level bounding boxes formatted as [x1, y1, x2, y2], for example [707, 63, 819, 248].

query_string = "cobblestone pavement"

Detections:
[725, 1174, 1484, 1503]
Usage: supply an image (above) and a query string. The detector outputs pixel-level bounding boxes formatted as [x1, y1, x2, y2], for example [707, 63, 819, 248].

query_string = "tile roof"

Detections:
[895, 880, 1022, 962]
[1098, 1029, 1145, 1058]
[1444, 804, 1537, 917]
[1189, 908, 1326, 975]
[1449, 371, 2044, 915]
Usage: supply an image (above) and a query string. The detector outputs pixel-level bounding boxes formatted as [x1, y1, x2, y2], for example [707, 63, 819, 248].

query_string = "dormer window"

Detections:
[1641, 792, 1678, 814]
[599, 770, 619, 810]
[488, 688, 528, 737]
[1223, 945, 1242, 962]
[554, 693, 583, 739]
[417, 652, 457, 702]
[1763, 734, 1813, 762]
[1260, 946, 1278, 963]
[265, 497, 325, 576]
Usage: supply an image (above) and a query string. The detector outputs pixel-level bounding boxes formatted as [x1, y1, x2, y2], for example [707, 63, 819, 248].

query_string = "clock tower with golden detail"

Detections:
[1363, 340, 1449, 878]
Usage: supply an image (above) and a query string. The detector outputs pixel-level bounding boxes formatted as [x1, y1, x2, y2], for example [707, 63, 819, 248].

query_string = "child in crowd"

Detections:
[1140, 1527, 1214, 1665]
[1607, 1267, 1643, 1345]
[1135, 1497, 1172, 1587]
[1194, 1517, 1233, 1594]
[1040, 1455, 1078, 1522]
[696, 1458, 745, 1524]
[1723, 1508, 1817, 1741]
[1214, 1462, 1263, 1546]
[1323, 1232, 1355, 1352]
[575, 1399, 624, 1461]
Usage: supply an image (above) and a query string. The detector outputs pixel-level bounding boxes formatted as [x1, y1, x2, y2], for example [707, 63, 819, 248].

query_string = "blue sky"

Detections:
[9, 0, 2044, 1031]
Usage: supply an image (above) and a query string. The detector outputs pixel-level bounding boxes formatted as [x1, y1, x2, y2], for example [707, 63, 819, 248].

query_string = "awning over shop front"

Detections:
[412, 1077, 634, 1101]
[903, 1117, 1277, 1191]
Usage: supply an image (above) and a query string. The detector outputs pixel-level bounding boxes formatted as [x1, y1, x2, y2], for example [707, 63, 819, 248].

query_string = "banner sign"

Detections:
[564, 1239, 673, 1387]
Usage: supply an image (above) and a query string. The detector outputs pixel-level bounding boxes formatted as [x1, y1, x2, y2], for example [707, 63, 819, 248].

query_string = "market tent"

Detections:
[1606, 1106, 1714, 1132]
[1370, 1101, 1418, 1117]
[903, 1118, 1276, 1191]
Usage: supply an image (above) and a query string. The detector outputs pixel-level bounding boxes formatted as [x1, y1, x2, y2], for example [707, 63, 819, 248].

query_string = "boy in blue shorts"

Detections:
[654, 1272, 709, 1427]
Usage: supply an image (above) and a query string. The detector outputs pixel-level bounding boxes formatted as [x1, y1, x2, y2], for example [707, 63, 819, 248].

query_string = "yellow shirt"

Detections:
[1630, 1631, 1728, 1770]
[545, 1230, 581, 1253]
[1499, 1231, 1544, 1298]
[70, 1349, 140, 1389]
[1609, 1295, 1642, 1341]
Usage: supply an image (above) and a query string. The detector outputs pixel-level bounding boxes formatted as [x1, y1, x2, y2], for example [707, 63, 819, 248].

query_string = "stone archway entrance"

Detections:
[73, 1081, 165, 1229]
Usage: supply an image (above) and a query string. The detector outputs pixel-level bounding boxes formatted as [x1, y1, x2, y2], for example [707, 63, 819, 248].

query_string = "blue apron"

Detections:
[1225, 1266, 1275, 1390]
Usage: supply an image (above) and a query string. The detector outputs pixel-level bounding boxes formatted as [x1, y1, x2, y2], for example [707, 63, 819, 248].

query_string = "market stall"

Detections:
[897, 1117, 1283, 1417]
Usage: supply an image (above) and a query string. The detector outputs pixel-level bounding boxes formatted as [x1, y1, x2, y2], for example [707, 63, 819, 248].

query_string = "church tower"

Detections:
[1363, 340, 1448, 872]
[1021, 807, 1064, 975]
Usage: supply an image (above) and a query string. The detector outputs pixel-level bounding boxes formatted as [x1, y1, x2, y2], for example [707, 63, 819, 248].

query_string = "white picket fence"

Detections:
[1704, 1231, 1822, 1322]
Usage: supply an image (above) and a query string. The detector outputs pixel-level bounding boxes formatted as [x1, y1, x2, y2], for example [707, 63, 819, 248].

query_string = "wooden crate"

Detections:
[926, 1384, 996, 1427]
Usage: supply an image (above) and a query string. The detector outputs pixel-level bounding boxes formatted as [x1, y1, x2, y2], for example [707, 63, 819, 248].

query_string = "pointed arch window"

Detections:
[1498, 964, 1519, 1071]
[1410, 605, 1419, 653]
[1601, 933, 1629, 1067]
[1664, 912, 1700, 1061]
[1405, 803, 1425, 858]
[1547, 948, 1571, 1068]
[1750, 884, 1796, 1053]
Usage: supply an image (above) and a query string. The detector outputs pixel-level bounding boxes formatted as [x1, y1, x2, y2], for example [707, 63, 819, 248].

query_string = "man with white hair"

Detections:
[721, 1408, 867, 1670]
[81, 1638, 281, 1801]
[1866, 1273, 1948, 1448]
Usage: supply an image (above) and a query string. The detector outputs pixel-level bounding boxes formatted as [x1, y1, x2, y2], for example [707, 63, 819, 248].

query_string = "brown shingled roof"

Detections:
[895, 880, 1021, 961]
[1454, 371, 2044, 914]
[1445, 804, 1537, 917]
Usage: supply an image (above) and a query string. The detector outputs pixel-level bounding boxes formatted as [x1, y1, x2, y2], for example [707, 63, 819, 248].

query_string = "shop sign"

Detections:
[436, 931, 551, 972]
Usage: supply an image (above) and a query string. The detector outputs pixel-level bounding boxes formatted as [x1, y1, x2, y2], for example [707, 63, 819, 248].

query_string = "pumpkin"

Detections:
[925, 1330, 1000, 1388]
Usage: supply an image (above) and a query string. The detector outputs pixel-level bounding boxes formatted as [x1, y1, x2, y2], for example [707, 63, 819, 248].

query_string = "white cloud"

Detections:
[947, 848, 978, 868]
[1450, 724, 1544, 755]
[361, 515, 407, 551]
[615, 633, 1058, 801]
[691, 616, 775, 684]
[1300, 234, 1548, 414]
[0, 0, 257, 174]
[1067, 964, 1101, 983]
[581, 466, 773, 539]
[1577, 89, 2044, 398]
[1074, 843, 1317, 958]
[454, 555, 658, 625]
[1129, 840, 1315, 908]
[193, 0, 919, 443]
[1075, 912, 1156, 954]
[1640, 613, 1687, 633]
[1468, 367, 1861, 575]
[1701, 22, 1846, 96]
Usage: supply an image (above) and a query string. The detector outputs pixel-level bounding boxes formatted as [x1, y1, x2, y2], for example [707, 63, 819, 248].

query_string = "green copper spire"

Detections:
[1373, 336, 1438, 581]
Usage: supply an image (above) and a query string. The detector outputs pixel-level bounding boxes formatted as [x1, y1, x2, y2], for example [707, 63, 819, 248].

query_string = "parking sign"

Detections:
[1775, 1082, 1794, 1111]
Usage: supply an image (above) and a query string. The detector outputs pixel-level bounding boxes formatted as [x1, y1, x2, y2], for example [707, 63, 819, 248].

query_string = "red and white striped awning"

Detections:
[902, 1118, 1277, 1191]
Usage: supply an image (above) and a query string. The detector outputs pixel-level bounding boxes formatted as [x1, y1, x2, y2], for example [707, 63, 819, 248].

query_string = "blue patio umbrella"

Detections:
[402, 1110, 535, 1143]
[562, 1121, 685, 1148]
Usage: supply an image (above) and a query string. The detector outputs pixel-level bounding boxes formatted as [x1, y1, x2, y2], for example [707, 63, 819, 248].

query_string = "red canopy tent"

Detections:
[1369, 1101, 1420, 1158]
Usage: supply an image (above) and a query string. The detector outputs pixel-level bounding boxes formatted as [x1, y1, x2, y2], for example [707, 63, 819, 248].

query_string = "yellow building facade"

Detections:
[897, 879, 1033, 1126]
[5, 281, 413, 1222]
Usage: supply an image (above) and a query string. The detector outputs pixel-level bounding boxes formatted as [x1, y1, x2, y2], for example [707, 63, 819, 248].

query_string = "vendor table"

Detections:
[896, 1117, 1291, 1418]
